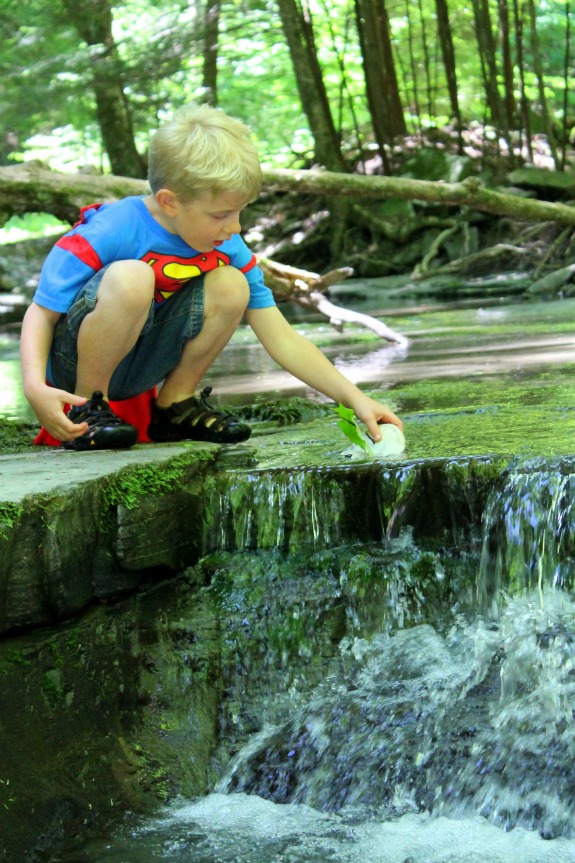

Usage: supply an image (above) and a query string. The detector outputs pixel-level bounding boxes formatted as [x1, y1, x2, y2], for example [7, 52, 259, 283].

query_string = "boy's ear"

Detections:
[155, 188, 178, 216]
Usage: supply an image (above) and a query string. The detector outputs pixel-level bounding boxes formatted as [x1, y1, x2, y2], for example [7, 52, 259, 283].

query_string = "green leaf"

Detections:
[334, 404, 368, 451]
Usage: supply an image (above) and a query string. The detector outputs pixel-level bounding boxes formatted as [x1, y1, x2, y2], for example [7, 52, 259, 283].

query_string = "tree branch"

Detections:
[259, 256, 408, 344]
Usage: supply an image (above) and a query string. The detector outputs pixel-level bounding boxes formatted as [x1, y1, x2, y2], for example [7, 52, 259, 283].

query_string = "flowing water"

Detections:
[6, 288, 575, 859]
[59, 465, 575, 863]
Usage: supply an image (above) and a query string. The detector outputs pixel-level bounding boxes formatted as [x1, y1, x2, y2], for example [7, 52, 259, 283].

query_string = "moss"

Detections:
[400, 404, 575, 460]
[233, 396, 332, 426]
[0, 502, 23, 540]
[391, 365, 575, 415]
[0, 419, 37, 454]
[101, 452, 206, 511]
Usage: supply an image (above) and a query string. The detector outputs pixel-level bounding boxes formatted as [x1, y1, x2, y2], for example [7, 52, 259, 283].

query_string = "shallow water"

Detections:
[4, 292, 575, 425]
[6, 293, 575, 464]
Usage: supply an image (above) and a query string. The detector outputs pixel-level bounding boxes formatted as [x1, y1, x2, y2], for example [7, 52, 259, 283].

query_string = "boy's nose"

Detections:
[225, 213, 241, 234]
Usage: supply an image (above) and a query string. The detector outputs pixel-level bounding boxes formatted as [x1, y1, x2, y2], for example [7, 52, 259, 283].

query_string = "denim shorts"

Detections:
[49, 265, 205, 400]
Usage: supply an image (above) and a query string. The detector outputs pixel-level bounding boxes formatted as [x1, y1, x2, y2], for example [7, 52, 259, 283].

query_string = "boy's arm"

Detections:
[245, 306, 403, 440]
[20, 302, 88, 442]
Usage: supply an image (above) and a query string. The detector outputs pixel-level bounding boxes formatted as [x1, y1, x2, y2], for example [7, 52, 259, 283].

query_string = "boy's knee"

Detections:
[204, 266, 250, 317]
[98, 260, 155, 309]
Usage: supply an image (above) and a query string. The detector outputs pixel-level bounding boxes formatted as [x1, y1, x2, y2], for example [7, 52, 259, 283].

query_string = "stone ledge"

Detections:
[0, 443, 220, 634]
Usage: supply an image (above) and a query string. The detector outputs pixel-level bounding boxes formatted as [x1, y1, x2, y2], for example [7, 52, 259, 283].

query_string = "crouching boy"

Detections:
[20, 103, 402, 450]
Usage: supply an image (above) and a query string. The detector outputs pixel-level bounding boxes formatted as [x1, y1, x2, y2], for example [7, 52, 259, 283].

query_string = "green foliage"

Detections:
[1, 0, 574, 174]
[0, 213, 68, 242]
[334, 404, 368, 452]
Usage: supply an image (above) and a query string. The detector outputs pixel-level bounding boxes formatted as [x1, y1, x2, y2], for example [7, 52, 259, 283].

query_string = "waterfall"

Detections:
[477, 460, 575, 610]
[202, 456, 501, 554]
[202, 463, 420, 552]
[58, 456, 575, 862]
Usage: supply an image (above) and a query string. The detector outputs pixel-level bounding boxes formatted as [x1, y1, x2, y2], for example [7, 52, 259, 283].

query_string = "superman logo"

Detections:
[141, 249, 231, 303]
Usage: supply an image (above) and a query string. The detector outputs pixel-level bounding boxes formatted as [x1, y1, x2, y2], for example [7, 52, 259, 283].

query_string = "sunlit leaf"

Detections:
[334, 404, 368, 451]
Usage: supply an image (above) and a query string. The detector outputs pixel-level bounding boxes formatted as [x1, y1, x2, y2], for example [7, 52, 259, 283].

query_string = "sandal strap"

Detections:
[171, 387, 237, 433]
[69, 391, 125, 428]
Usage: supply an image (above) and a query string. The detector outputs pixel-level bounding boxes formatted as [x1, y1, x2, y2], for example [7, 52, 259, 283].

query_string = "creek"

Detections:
[5, 284, 575, 862]
[58, 464, 575, 863]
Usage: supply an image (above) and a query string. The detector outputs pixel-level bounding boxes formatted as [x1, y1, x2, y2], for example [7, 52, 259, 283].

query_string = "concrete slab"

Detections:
[0, 441, 216, 504]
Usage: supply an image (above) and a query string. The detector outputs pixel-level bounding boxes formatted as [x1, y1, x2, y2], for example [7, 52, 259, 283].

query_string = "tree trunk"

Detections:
[59, 0, 146, 179]
[200, 0, 221, 105]
[499, 0, 517, 141]
[402, 0, 423, 133]
[560, 1, 572, 170]
[355, 0, 406, 169]
[513, 0, 533, 161]
[471, 0, 503, 132]
[275, 0, 347, 172]
[435, 0, 463, 151]
[526, 0, 560, 168]
[3, 164, 575, 228]
[416, 0, 434, 120]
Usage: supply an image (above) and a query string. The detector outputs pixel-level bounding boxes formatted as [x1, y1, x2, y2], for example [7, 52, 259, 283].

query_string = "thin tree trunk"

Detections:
[316, 0, 364, 163]
[513, 0, 533, 161]
[434, 0, 463, 151]
[561, 1, 572, 170]
[403, 0, 422, 132]
[201, 0, 221, 105]
[471, 0, 503, 131]
[499, 0, 517, 143]
[276, 0, 347, 172]
[416, 0, 434, 119]
[526, 0, 560, 167]
[60, 0, 146, 179]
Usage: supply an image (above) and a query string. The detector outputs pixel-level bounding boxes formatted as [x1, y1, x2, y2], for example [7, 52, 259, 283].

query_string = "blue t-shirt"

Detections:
[34, 196, 276, 313]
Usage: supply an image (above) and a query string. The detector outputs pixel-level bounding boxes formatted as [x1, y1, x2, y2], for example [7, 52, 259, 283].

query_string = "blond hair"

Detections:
[148, 103, 262, 203]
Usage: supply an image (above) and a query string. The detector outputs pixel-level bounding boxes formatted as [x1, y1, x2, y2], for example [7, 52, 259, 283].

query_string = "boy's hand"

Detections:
[27, 384, 88, 442]
[348, 394, 403, 442]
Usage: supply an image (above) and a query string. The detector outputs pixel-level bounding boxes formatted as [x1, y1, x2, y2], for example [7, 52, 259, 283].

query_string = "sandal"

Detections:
[63, 391, 138, 451]
[147, 386, 252, 444]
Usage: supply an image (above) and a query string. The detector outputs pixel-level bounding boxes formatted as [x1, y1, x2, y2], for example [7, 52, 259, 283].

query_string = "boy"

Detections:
[20, 103, 403, 450]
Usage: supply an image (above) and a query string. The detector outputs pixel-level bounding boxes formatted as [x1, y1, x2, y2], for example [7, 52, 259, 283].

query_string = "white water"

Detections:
[70, 589, 575, 863]
[106, 792, 575, 862]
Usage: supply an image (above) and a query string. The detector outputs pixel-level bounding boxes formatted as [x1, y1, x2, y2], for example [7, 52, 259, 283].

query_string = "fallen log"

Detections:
[262, 168, 575, 225]
[2, 161, 575, 227]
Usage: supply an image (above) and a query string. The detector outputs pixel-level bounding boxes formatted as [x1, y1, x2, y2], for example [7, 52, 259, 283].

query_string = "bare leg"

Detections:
[75, 260, 155, 398]
[155, 266, 249, 408]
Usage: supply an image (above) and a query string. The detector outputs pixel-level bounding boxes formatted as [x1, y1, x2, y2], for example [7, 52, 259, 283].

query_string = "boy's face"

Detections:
[168, 190, 248, 252]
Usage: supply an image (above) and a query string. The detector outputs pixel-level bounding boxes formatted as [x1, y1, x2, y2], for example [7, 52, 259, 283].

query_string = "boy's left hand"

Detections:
[349, 394, 403, 442]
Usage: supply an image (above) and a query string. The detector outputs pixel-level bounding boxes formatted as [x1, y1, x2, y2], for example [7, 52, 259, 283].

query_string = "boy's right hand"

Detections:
[27, 384, 88, 442]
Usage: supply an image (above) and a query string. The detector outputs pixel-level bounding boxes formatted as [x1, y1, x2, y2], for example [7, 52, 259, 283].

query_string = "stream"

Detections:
[5, 285, 575, 861]
[59, 465, 575, 862]
[4, 285, 575, 425]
